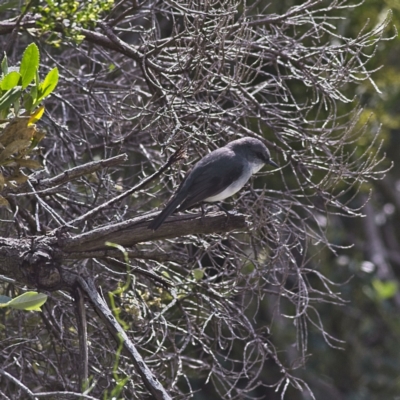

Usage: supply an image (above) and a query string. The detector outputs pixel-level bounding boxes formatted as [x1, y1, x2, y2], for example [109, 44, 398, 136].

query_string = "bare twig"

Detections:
[56, 145, 186, 229]
[77, 276, 172, 400]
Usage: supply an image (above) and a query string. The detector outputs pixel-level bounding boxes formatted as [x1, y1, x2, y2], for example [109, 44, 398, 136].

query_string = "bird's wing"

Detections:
[178, 160, 244, 211]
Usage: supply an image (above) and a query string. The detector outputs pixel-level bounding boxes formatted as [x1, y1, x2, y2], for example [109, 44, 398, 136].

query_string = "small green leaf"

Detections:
[1, 53, 8, 75]
[0, 86, 22, 112]
[37, 67, 58, 103]
[20, 43, 40, 89]
[7, 292, 48, 311]
[192, 268, 205, 281]
[0, 71, 21, 90]
[13, 97, 20, 115]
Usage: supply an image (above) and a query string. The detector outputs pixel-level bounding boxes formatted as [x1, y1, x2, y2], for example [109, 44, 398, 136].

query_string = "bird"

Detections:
[147, 137, 278, 231]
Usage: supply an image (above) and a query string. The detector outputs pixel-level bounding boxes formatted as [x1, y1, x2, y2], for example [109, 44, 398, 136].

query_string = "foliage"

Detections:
[0, 43, 58, 205]
[0, 291, 47, 311]
[34, 0, 114, 45]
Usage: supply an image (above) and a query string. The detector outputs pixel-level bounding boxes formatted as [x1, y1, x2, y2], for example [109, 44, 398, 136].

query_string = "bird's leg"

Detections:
[215, 203, 236, 217]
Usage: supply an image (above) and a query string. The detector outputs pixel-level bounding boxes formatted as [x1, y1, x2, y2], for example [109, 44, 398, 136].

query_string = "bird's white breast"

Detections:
[204, 164, 253, 202]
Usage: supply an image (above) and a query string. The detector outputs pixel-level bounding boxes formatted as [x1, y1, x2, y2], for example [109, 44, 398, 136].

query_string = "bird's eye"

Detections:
[256, 152, 266, 161]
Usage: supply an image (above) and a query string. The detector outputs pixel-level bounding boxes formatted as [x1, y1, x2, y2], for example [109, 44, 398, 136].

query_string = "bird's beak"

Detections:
[268, 159, 279, 168]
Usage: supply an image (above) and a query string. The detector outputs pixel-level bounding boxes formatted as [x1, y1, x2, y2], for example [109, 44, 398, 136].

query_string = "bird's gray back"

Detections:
[177, 147, 248, 211]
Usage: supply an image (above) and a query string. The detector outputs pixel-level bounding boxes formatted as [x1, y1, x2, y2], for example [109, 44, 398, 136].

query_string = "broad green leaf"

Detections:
[37, 67, 58, 103]
[0, 295, 11, 304]
[0, 86, 22, 112]
[7, 292, 48, 311]
[0, 71, 21, 90]
[20, 43, 40, 89]
[1, 53, 8, 75]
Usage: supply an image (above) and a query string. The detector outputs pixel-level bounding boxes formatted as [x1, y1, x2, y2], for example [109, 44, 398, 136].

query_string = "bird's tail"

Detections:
[147, 193, 185, 231]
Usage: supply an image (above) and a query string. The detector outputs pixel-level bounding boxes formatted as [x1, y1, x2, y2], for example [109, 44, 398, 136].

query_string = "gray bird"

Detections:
[148, 137, 278, 231]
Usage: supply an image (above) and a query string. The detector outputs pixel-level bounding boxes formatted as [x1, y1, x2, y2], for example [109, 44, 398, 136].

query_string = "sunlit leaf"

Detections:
[37, 67, 58, 103]
[28, 106, 45, 125]
[6, 292, 48, 311]
[0, 71, 21, 90]
[20, 43, 40, 89]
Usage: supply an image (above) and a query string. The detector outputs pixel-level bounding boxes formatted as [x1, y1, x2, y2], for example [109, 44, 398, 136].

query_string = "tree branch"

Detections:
[76, 276, 172, 400]
[60, 212, 248, 252]
[54, 145, 186, 229]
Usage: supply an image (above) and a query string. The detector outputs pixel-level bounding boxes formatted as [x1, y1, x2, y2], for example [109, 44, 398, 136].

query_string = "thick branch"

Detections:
[0, 213, 247, 291]
[60, 212, 248, 252]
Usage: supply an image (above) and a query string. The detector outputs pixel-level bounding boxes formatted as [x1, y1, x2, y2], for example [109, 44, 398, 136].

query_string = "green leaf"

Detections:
[1, 53, 8, 75]
[23, 92, 34, 112]
[0, 86, 22, 112]
[192, 268, 205, 281]
[20, 43, 40, 89]
[0, 295, 11, 304]
[37, 67, 58, 103]
[0, 71, 21, 90]
[6, 292, 48, 311]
